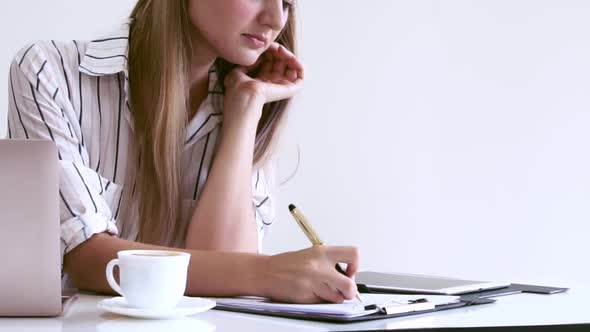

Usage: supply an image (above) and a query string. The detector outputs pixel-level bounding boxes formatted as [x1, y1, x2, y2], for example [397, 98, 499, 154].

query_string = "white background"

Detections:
[1, 1, 588, 287]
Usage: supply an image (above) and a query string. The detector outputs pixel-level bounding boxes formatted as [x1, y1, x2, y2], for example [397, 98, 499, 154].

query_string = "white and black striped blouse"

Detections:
[6, 22, 276, 261]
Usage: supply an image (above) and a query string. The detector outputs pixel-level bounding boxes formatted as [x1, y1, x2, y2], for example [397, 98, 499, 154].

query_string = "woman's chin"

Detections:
[223, 50, 261, 67]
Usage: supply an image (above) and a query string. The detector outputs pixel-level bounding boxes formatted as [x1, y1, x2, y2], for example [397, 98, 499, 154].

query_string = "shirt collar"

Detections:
[79, 20, 131, 78]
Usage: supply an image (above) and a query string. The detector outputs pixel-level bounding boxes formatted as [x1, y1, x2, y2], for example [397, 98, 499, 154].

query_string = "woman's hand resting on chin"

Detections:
[222, 42, 304, 127]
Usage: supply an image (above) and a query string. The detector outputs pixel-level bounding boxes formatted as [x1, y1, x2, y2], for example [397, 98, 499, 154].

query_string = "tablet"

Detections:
[356, 272, 511, 295]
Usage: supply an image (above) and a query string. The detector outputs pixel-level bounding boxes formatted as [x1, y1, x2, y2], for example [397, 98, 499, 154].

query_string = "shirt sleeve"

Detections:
[251, 160, 278, 253]
[6, 43, 119, 268]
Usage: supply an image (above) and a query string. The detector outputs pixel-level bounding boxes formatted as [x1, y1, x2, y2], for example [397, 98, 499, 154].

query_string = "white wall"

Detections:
[0, 0, 136, 135]
[269, 0, 590, 287]
[2, 1, 588, 287]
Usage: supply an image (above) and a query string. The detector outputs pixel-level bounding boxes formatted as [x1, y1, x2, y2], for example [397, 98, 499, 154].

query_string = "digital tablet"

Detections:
[356, 272, 511, 295]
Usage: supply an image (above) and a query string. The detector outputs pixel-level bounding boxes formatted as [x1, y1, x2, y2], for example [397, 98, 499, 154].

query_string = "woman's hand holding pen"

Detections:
[222, 42, 304, 128]
[260, 245, 360, 304]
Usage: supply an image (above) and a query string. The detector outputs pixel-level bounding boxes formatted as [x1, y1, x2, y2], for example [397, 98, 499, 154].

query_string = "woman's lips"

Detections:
[242, 34, 267, 48]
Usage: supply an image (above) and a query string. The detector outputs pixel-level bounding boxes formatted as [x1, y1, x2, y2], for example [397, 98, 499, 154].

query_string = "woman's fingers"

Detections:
[265, 43, 304, 79]
[314, 282, 345, 304]
[324, 270, 358, 300]
[237, 42, 305, 102]
[263, 245, 362, 305]
[267, 42, 282, 55]
[277, 45, 300, 66]
[261, 81, 300, 103]
[346, 262, 359, 279]
[272, 58, 287, 76]
[286, 69, 298, 81]
[259, 58, 274, 79]
[277, 45, 304, 78]
[325, 246, 360, 265]
[324, 246, 360, 280]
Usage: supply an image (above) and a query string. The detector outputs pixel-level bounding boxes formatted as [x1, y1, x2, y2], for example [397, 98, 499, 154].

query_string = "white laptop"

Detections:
[0, 139, 64, 316]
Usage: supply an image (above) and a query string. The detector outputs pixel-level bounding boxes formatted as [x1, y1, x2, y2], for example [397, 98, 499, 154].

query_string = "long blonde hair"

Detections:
[124, 0, 296, 246]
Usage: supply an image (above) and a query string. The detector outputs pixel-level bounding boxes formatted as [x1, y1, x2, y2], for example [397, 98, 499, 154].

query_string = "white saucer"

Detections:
[98, 296, 216, 319]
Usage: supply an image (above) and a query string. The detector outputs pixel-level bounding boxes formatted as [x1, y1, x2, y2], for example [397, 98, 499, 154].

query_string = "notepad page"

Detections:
[213, 296, 367, 316]
[213, 294, 460, 317]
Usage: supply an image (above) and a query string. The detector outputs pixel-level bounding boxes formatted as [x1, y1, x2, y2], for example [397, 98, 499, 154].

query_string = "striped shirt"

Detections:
[6, 22, 277, 263]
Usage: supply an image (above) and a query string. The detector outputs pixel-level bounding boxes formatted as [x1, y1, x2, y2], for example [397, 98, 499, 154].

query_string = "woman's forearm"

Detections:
[185, 96, 263, 253]
[64, 233, 266, 297]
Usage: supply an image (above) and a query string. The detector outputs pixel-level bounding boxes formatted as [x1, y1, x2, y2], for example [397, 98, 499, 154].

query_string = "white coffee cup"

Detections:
[106, 250, 191, 309]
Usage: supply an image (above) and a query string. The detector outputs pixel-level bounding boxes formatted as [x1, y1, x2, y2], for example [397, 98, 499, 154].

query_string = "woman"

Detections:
[7, 0, 359, 304]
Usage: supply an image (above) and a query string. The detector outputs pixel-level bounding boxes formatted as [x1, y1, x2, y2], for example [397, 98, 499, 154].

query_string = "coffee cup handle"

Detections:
[105, 259, 124, 296]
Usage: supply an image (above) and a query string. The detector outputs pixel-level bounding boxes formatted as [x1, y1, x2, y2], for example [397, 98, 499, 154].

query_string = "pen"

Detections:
[288, 204, 365, 305]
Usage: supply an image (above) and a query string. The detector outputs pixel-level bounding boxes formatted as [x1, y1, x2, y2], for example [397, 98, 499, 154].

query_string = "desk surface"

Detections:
[0, 284, 588, 332]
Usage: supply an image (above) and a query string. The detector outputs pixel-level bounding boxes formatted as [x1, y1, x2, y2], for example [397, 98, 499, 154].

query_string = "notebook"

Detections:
[212, 293, 461, 322]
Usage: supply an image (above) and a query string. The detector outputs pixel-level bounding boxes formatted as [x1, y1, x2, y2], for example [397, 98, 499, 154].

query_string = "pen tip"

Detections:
[288, 204, 296, 212]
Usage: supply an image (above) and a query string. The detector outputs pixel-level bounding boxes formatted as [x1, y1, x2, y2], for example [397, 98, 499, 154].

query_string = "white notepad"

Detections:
[213, 294, 460, 318]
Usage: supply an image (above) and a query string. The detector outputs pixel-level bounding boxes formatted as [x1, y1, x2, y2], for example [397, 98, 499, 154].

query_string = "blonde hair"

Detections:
[123, 0, 297, 246]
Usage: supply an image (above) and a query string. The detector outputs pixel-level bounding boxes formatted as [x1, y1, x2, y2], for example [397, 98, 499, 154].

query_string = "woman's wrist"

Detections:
[223, 89, 266, 128]
[244, 254, 273, 298]
[222, 104, 264, 138]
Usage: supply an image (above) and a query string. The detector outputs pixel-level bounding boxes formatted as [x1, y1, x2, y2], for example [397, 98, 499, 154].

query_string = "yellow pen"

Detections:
[288, 204, 365, 305]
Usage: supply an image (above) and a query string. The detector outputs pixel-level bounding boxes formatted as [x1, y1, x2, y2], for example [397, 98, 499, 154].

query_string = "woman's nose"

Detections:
[259, 0, 287, 31]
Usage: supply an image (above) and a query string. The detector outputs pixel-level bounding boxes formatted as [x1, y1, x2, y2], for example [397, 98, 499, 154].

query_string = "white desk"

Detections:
[1, 284, 588, 332]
